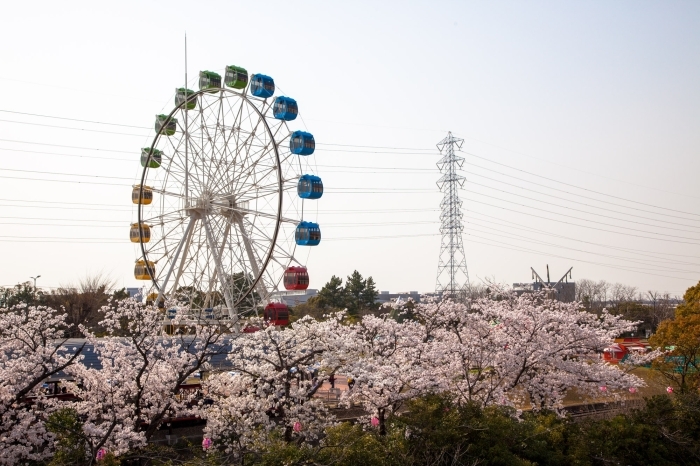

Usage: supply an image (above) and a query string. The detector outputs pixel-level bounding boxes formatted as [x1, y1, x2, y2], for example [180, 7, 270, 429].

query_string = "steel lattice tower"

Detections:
[435, 132, 470, 299]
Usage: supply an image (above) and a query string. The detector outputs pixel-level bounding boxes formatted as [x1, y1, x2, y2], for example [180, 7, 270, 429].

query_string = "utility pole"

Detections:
[30, 275, 41, 290]
[435, 132, 470, 301]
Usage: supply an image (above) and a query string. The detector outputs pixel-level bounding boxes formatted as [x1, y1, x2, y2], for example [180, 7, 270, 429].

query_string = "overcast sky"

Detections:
[0, 0, 698, 297]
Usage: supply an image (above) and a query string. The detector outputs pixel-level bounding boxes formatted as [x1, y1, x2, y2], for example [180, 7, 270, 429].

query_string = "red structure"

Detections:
[284, 266, 309, 290]
[264, 302, 290, 326]
[603, 338, 650, 364]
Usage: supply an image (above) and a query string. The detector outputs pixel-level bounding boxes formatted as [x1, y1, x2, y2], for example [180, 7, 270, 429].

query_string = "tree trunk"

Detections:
[379, 408, 386, 436]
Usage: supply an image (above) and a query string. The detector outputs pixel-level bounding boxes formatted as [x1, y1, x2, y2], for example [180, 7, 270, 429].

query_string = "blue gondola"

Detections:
[298, 174, 323, 199]
[295, 221, 321, 246]
[204, 308, 215, 319]
[167, 308, 177, 320]
[250, 74, 275, 98]
[290, 131, 315, 155]
[273, 96, 298, 121]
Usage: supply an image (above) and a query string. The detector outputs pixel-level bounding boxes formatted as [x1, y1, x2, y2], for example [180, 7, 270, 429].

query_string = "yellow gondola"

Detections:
[146, 292, 165, 308]
[129, 223, 151, 243]
[134, 260, 156, 280]
[132, 185, 153, 205]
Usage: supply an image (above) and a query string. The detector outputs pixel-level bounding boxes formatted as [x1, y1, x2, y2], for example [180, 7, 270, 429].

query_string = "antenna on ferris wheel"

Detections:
[184, 32, 189, 207]
[434, 131, 471, 302]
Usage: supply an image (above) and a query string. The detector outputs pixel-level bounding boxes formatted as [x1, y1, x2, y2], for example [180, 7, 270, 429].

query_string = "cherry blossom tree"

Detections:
[340, 314, 435, 435]
[62, 298, 230, 461]
[0, 304, 84, 465]
[203, 313, 347, 457]
[409, 290, 644, 411]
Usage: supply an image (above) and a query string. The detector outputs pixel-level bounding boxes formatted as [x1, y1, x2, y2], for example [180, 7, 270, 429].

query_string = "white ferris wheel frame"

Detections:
[136, 85, 311, 323]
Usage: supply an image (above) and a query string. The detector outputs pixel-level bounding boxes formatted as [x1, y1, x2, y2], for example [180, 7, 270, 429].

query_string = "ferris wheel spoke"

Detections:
[214, 204, 296, 224]
[143, 219, 190, 266]
[140, 209, 188, 225]
[230, 146, 287, 198]
[151, 188, 186, 200]
[242, 216, 280, 249]
[156, 216, 196, 303]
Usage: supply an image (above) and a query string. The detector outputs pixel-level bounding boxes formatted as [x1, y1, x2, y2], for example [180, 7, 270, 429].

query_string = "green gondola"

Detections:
[199, 70, 222, 93]
[175, 88, 197, 110]
[155, 114, 177, 136]
[225, 65, 248, 89]
[141, 148, 163, 168]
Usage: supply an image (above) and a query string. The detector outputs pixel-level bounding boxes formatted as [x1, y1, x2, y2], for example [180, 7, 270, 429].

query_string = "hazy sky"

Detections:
[0, 1, 698, 297]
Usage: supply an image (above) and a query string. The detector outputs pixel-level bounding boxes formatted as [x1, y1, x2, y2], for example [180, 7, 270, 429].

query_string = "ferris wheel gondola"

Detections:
[131, 65, 322, 324]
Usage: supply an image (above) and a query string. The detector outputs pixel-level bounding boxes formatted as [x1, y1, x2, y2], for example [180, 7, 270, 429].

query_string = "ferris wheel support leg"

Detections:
[235, 217, 269, 299]
[169, 219, 196, 297]
[203, 222, 231, 308]
[156, 217, 196, 307]
[203, 217, 237, 326]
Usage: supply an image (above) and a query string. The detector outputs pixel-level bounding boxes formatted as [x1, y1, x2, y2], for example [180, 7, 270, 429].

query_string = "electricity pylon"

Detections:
[435, 131, 470, 300]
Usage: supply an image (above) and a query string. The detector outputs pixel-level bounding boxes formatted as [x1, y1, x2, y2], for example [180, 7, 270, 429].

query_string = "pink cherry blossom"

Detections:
[0, 304, 85, 464]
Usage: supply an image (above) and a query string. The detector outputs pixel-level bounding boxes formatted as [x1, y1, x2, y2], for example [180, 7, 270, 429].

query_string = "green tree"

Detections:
[344, 270, 366, 316]
[361, 276, 379, 310]
[46, 408, 88, 466]
[315, 275, 346, 309]
[649, 313, 700, 393]
[676, 280, 700, 317]
[0, 281, 41, 307]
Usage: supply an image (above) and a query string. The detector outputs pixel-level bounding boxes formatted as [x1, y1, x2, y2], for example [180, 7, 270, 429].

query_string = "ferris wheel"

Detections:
[130, 65, 322, 323]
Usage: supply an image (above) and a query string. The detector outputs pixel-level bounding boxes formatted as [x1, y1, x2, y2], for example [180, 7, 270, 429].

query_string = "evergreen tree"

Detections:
[361, 276, 379, 310]
[316, 275, 346, 309]
[345, 271, 365, 316]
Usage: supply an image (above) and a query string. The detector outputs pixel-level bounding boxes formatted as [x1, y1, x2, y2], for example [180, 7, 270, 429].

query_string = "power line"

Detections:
[460, 160, 700, 222]
[466, 209, 700, 262]
[0, 176, 129, 187]
[0, 147, 133, 162]
[0, 222, 124, 228]
[0, 138, 133, 154]
[463, 179, 700, 233]
[463, 188, 700, 241]
[316, 142, 434, 151]
[463, 195, 700, 245]
[463, 234, 694, 281]
[461, 169, 700, 228]
[464, 223, 699, 274]
[0, 215, 126, 223]
[0, 198, 131, 208]
[0, 203, 132, 212]
[0, 109, 151, 129]
[0, 167, 135, 181]
[456, 133, 700, 201]
[460, 150, 700, 218]
[0, 118, 148, 137]
[0, 106, 693, 217]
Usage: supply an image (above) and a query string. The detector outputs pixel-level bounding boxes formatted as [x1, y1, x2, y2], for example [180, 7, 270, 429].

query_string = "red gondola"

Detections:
[284, 266, 309, 290]
[264, 302, 290, 326]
